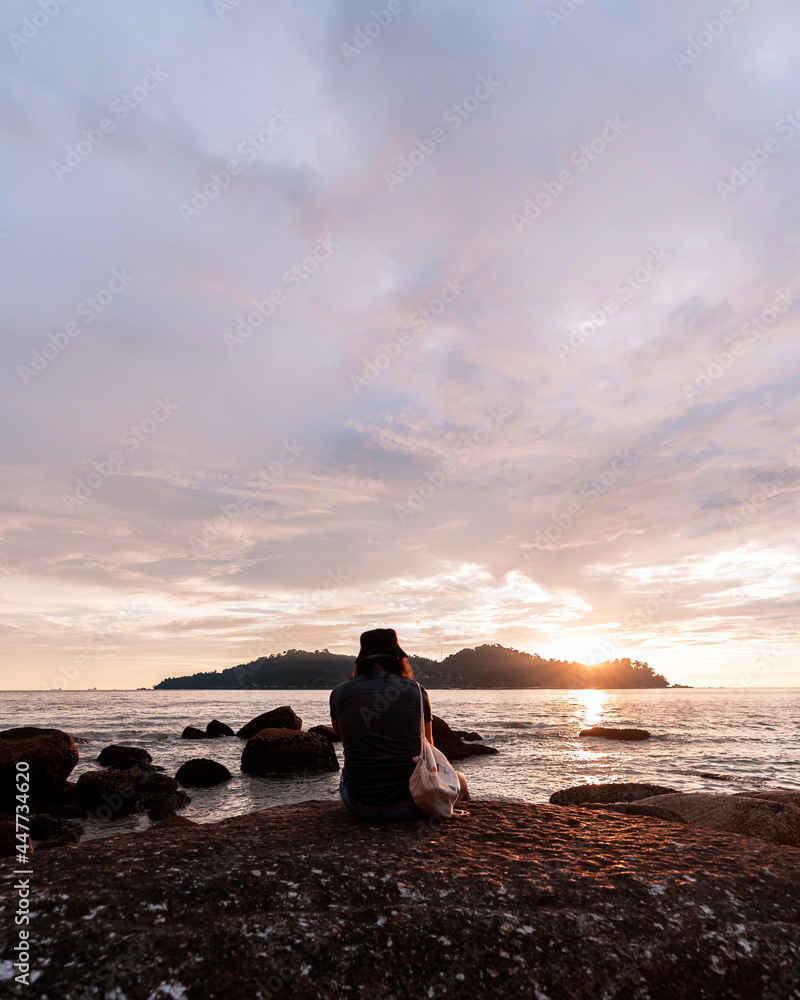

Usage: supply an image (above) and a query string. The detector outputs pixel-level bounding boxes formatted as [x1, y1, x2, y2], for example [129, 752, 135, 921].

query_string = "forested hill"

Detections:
[153, 644, 670, 690]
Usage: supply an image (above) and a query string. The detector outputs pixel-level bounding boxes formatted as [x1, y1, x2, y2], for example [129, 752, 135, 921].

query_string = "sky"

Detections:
[1, 0, 799, 691]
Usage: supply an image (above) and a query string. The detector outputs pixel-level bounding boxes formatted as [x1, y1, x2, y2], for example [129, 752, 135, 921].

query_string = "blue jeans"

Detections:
[339, 772, 427, 822]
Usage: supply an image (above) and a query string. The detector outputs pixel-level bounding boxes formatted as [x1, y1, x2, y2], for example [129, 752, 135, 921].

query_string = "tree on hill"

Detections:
[153, 644, 669, 689]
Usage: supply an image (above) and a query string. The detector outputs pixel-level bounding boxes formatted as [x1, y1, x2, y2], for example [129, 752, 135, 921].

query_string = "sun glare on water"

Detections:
[575, 688, 608, 728]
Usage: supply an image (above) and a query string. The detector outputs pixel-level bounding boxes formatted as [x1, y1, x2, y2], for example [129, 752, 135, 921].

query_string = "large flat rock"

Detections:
[1, 800, 798, 999]
[638, 792, 800, 848]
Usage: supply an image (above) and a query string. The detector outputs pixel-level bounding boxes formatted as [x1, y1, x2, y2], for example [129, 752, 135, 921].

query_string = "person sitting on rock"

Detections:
[330, 627, 468, 821]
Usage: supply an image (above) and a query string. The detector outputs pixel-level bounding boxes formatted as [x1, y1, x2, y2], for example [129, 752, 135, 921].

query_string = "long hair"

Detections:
[351, 655, 414, 680]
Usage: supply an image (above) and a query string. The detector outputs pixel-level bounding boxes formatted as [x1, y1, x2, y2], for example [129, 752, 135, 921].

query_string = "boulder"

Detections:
[0, 727, 79, 810]
[253, 727, 303, 739]
[309, 725, 340, 743]
[76, 768, 142, 817]
[431, 716, 498, 761]
[550, 782, 677, 806]
[29, 814, 84, 848]
[97, 744, 152, 766]
[43, 780, 86, 819]
[175, 758, 232, 787]
[181, 726, 210, 740]
[731, 789, 800, 808]
[241, 732, 339, 776]
[581, 802, 687, 823]
[454, 730, 483, 742]
[636, 792, 800, 848]
[206, 720, 235, 737]
[578, 726, 651, 741]
[138, 774, 191, 822]
[236, 707, 302, 739]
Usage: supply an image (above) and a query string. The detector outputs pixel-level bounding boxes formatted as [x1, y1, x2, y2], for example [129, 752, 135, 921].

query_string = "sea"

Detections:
[2, 687, 797, 842]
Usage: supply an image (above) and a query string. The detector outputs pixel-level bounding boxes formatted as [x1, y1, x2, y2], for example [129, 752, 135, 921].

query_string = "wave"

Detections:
[693, 771, 772, 787]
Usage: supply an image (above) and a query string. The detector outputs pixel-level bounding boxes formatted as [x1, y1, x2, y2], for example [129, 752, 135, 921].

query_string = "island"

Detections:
[154, 643, 671, 690]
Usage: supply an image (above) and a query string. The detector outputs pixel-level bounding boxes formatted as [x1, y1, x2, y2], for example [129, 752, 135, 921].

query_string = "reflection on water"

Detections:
[570, 689, 609, 728]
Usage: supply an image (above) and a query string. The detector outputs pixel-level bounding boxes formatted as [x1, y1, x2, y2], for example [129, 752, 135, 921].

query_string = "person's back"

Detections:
[330, 627, 466, 822]
[330, 669, 431, 806]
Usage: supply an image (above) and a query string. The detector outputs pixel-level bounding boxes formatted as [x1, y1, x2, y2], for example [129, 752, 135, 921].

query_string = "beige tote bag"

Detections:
[409, 683, 461, 818]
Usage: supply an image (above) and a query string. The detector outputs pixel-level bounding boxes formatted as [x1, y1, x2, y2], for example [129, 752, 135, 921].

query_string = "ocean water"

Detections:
[2, 687, 797, 842]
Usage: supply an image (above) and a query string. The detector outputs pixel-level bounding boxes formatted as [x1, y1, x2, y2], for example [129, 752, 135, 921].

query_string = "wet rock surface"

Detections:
[578, 726, 651, 740]
[97, 744, 152, 767]
[237, 706, 303, 739]
[308, 724, 340, 742]
[181, 726, 210, 740]
[76, 767, 190, 821]
[241, 732, 339, 776]
[431, 716, 498, 760]
[206, 720, 235, 737]
[175, 758, 232, 787]
[0, 726, 79, 810]
[1, 800, 798, 999]
[550, 782, 678, 806]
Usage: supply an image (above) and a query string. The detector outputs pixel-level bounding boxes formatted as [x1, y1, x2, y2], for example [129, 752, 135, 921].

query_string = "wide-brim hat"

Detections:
[356, 627, 407, 662]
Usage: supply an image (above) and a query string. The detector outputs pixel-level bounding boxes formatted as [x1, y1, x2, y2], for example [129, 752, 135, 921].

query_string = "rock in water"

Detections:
[578, 726, 651, 741]
[455, 730, 484, 741]
[29, 814, 84, 848]
[97, 744, 152, 766]
[636, 792, 800, 848]
[237, 706, 303, 739]
[431, 716, 498, 760]
[175, 758, 232, 787]
[309, 724, 341, 742]
[138, 774, 191, 821]
[77, 768, 143, 816]
[241, 732, 339, 776]
[550, 782, 677, 806]
[206, 720, 235, 737]
[181, 726, 210, 740]
[0, 726, 79, 810]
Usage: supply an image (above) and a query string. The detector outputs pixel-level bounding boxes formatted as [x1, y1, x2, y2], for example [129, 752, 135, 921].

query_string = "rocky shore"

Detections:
[1, 798, 799, 999]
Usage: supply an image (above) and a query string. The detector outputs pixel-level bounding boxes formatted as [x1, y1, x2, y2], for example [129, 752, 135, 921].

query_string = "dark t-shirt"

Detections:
[329, 670, 432, 807]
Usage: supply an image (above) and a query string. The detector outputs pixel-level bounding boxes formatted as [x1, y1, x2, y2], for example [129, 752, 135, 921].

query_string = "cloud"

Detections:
[1, 0, 798, 688]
